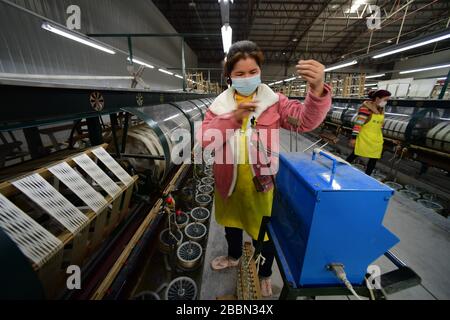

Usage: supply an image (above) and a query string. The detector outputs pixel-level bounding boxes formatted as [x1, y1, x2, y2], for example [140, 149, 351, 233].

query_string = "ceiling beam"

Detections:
[286, 0, 335, 62]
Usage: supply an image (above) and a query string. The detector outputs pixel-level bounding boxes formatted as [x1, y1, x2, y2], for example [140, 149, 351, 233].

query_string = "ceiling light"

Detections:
[399, 63, 450, 74]
[127, 57, 154, 69]
[221, 23, 232, 53]
[366, 73, 385, 79]
[373, 31, 450, 59]
[324, 60, 358, 72]
[275, 80, 283, 84]
[41, 21, 115, 54]
[174, 74, 183, 79]
[158, 68, 174, 75]
[284, 77, 297, 82]
[345, 0, 366, 14]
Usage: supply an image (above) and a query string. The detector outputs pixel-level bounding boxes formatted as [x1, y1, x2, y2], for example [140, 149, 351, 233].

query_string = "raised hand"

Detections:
[296, 59, 325, 97]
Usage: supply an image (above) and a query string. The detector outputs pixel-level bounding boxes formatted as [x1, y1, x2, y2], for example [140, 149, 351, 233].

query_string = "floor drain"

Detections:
[165, 276, 197, 300]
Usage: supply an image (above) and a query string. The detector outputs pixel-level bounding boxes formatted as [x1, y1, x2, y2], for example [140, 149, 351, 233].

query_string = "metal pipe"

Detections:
[384, 251, 407, 268]
[382, 0, 415, 22]
[181, 38, 186, 92]
[337, 18, 447, 58]
[396, 4, 410, 44]
[127, 36, 133, 62]
[87, 33, 220, 38]
[121, 113, 130, 153]
[367, 31, 373, 54]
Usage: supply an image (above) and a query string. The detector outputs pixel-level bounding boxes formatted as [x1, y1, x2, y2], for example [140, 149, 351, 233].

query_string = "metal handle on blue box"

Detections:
[312, 149, 337, 182]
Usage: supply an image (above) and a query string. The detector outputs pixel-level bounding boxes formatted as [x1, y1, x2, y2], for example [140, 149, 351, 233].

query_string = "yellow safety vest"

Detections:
[355, 113, 384, 159]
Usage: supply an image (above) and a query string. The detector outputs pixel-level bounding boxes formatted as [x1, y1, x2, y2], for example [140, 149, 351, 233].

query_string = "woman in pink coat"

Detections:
[196, 41, 331, 297]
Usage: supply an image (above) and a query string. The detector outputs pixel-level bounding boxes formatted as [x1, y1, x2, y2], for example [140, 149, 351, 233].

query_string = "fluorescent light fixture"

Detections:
[399, 63, 450, 74]
[436, 77, 447, 80]
[274, 80, 283, 84]
[268, 82, 275, 86]
[0, 73, 133, 80]
[385, 112, 409, 117]
[324, 60, 358, 72]
[366, 73, 385, 79]
[373, 32, 450, 59]
[127, 57, 154, 69]
[158, 68, 174, 75]
[41, 21, 115, 54]
[333, 106, 355, 110]
[284, 77, 297, 82]
[221, 24, 232, 53]
[174, 74, 183, 79]
[365, 83, 378, 87]
[345, 0, 366, 13]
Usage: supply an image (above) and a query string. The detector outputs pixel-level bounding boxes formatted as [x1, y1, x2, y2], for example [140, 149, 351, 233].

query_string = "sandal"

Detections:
[260, 277, 273, 298]
[211, 255, 239, 270]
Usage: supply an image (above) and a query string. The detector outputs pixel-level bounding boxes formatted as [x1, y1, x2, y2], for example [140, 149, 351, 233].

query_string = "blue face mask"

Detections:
[231, 74, 261, 96]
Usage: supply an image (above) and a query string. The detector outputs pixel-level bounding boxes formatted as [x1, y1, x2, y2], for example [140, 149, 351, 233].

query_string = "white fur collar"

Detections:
[208, 83, 279, 118]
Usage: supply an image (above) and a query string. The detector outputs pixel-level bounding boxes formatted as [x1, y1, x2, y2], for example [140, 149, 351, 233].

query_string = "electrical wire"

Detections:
[328, 263, 363, 300]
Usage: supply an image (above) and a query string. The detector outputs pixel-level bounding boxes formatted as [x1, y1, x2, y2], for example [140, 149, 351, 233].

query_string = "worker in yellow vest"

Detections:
[346, 89, 391, 175]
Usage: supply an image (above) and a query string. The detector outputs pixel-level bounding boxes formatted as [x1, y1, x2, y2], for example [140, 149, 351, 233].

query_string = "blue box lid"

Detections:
[279, 152, 394, 194]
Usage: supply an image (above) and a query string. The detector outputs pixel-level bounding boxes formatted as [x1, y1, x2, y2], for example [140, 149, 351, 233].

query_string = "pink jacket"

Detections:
[196, 83, 332, 200]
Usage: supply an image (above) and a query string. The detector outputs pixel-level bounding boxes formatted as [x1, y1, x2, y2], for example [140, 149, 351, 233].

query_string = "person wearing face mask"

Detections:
[346, 89, 391, 176]
[196, 40, 332, 297]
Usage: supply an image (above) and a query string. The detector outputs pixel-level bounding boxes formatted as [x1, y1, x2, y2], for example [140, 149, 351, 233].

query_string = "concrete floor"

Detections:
[199, 129, 450, 300]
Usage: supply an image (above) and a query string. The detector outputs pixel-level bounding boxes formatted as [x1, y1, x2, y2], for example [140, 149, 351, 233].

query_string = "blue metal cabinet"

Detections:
[271, 151, 399, 287]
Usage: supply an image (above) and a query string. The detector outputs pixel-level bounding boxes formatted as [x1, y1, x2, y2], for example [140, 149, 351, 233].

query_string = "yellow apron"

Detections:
[355, 113, 384, 159]
[214, 93, 273, 240]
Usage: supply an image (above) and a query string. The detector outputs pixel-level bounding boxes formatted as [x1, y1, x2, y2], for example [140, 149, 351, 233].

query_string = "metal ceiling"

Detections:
[153, 0, 450, 69]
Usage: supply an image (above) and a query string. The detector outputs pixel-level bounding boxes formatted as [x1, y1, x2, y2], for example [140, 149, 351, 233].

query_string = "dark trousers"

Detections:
[225, 226, 275, 278]
[346, 151, 378, 176]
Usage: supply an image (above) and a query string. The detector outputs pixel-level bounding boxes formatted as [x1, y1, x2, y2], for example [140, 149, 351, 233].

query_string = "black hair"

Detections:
[223, 40, 264, 84]
[368, 89, 391, 101]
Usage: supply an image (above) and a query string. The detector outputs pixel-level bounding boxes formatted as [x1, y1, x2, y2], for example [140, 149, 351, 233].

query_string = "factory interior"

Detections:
[1, 0, 450, 304]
